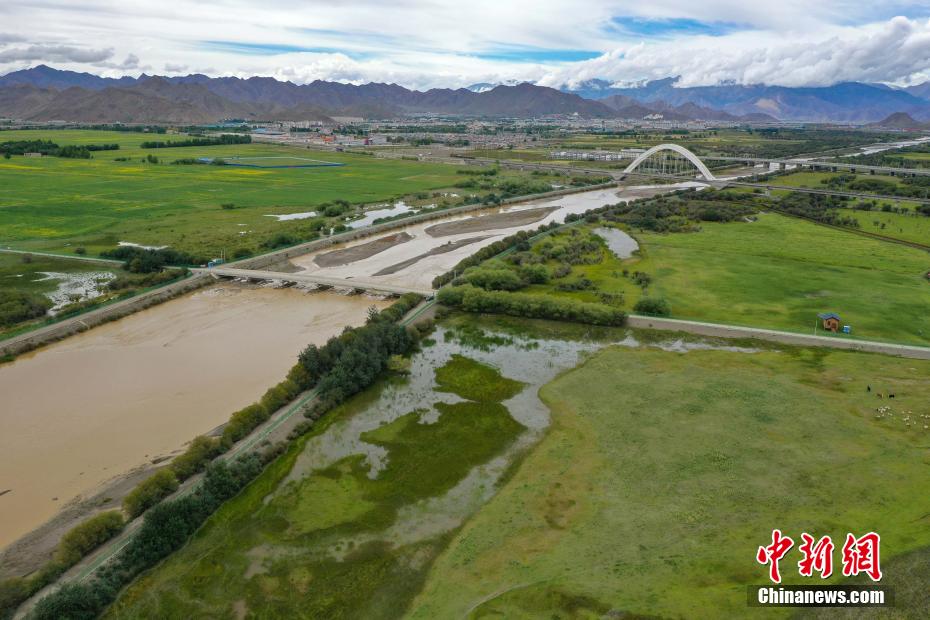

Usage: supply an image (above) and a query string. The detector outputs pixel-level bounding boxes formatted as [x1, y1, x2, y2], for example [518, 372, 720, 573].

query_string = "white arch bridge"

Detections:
[623, 143, 717, 181]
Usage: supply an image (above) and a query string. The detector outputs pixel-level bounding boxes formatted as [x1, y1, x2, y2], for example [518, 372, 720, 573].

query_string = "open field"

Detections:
[498, 212, 929, 346]
[772, 170, 909, 190]
[0, 130, 463, 256]
[638, 214, 930, 345]
[408, 342, 930, 618]
[844, 209, 930, 246]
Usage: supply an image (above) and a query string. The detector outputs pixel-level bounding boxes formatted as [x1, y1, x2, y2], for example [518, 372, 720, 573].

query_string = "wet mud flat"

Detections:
[372, 236, 492, 276]
[314, 233, 413, 267]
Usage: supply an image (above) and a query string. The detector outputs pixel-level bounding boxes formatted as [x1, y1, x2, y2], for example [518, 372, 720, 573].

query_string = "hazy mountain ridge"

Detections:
[4, 66, 930, 123]
[563, 77, 930, 122]
[0, 66, 615, 122]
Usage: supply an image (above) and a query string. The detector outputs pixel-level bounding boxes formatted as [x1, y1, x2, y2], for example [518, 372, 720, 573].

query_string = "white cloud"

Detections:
[0, 44, 113, 64]
[0, 1, 929, 88]
[540, 16, 930, 89]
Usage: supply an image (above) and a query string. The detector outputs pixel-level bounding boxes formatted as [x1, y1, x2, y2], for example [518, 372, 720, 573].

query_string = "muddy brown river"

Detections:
[0, 285, 385, 549]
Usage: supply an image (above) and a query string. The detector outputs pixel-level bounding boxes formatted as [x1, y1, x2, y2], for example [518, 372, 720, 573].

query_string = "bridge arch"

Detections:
[623, 143, 716, 181]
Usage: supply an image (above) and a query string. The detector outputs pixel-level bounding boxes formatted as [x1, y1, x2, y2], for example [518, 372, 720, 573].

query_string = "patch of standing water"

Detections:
[347, 201, 425, 229]
[33, 271, 115, 313]
[264, 211, 317, 221]
[117, 241, 167, 250]
[594, 227, 639, 259]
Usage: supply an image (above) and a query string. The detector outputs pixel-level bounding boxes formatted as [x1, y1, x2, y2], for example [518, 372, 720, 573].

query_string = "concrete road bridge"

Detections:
[700, 154, 930, 177]
[195, 267, 434, 298]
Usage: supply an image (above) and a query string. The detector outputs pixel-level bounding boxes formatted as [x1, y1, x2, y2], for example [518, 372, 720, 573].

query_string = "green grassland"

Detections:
[105, 354, 527, 619]
[0, 130, 463, 256]
[635, 214, 930, 345]
[845, 209, 930, 246]
[408, 344, 930, 618]
[492, 212, 929, 345]
[772, 170, 909, 190]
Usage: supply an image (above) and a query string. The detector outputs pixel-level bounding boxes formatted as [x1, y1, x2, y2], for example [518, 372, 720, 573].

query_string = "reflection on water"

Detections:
[594, 227, 639, 259]
[0, 285, 385, 549]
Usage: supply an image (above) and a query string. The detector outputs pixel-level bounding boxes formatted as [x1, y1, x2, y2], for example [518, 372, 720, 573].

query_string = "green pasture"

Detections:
[513, 214, 929, 346]
[0, 130, 462, 256]
[636, 213, 930, 345]
[772, 170, 908, 190]
[845, 209, 930, 246]
[409, 344, 930, 618]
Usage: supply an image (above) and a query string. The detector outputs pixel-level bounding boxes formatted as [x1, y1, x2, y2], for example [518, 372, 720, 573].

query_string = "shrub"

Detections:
[169, 436, 222, 481]
[437, 285, 625, 326]
[633, 297, 671, 316]
[221, 403, 269, 447]
[518, 263, 549, 284]
[0, 290, 52, 328]
[463, 267, 525, 291]
[123, 469, 179, 518]
[56, 511, 125, 566]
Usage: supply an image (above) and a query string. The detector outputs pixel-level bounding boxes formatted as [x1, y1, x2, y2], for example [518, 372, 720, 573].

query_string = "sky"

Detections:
[2, 1, 930, 90]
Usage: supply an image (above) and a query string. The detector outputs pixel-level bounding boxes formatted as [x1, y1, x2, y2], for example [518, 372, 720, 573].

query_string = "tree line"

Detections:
[140, 135, 251, 149]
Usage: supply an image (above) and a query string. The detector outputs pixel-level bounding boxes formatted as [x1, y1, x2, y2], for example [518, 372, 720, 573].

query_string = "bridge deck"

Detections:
[195, 267, 433, 297]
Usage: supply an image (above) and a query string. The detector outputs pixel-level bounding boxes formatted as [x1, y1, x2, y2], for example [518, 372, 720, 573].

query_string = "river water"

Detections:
[0, 285, 385, 549]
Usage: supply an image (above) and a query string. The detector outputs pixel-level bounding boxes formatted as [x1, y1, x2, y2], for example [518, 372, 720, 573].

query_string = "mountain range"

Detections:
[561, 78, 930, 123]
[2, 65, 930, 124]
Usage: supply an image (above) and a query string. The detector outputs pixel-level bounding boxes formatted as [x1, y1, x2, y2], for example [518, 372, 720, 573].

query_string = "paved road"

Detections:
[626, 315, 930, 360]
[0, 248, 124, 265]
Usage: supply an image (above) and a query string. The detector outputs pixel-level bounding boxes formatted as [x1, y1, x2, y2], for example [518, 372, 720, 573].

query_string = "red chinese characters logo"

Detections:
[756, 529, 794, 584]
[757, 530, 881, 583]
[798, 533, 834, 579]
[841, 532, 882, 581]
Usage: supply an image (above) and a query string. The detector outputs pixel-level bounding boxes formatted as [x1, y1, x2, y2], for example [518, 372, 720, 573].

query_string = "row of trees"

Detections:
[140, 135, 251, 149]
[437, 285, 626, 326]
[0, 140, 118, 158]
[31, 456, 264, 620]
[100, 246, 203, 272]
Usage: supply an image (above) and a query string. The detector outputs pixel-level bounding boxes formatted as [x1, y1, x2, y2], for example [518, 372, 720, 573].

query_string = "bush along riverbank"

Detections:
[4, 294, 424, 620]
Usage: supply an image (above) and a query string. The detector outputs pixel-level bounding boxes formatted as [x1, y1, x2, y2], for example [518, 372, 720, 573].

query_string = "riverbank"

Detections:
[0, 285, 386, 556]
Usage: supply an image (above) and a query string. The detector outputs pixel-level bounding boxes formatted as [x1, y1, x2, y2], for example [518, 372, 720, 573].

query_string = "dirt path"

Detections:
[626, 315, 930, 360]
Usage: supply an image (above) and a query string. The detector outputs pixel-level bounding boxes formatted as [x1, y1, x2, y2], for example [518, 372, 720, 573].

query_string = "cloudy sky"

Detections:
[2, 1, 930, 89]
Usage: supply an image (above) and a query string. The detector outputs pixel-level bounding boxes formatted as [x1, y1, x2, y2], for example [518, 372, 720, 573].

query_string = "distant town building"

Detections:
[550, 149, 645, 162]
[24, 152, 43, 158]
